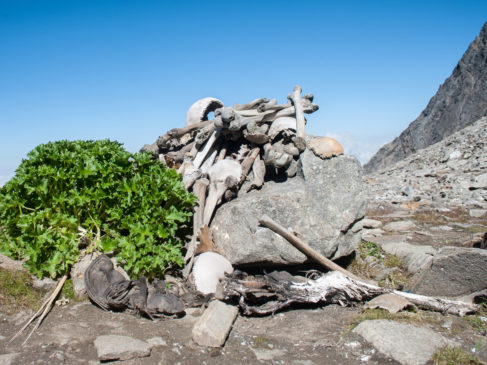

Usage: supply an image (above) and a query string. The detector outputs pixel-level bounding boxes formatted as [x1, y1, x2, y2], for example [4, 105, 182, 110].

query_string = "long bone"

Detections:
[193, 130, 220, 169]
[203, 160, 242, 226]
[184, 178, 209, 262]
[233, 97, 269, 111]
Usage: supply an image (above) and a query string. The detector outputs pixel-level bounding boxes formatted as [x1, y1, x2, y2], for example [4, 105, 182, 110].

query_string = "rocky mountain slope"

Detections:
[365, 116, 487, 208]
[365, 22, 487, 173]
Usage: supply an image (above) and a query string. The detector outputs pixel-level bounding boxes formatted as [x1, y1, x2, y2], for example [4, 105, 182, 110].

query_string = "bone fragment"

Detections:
[184, 178, 209, 263]
[193, 130, 220, 169]
[243, 129, 270, 145]
[204, 160, 242, 226]
[287, 86, 306, 139]
[233, 97, 269, 111]
[168, 120, 212, 138]
[239, 147, 260, 185]
[195, 225, 215, 255]
[164, 141, 196, 164]
[246, 154, 265, 192]
[186, 97, 223, 126]
[200, 148, 218, 174]
[269, 117, 297, 140]
[216, 146, 227, 162]
[195, 122, 217, 147]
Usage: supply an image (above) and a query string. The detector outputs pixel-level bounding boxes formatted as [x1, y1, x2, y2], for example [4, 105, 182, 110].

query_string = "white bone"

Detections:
[204, 159, 242, 226]
[186, 97, 223, 126]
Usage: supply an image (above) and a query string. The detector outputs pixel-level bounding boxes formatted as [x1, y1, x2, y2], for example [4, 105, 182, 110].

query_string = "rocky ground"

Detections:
[1, 119, 487, 364]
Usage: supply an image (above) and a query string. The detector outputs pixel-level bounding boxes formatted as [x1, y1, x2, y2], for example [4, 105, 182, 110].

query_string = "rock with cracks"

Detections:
[211, 152, 365, 265]
[407, 246, 487, 297]
[354, 320, 451, 365]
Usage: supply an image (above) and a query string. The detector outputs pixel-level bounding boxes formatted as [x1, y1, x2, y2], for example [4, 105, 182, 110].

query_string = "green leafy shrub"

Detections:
[0, 140, 196, 279]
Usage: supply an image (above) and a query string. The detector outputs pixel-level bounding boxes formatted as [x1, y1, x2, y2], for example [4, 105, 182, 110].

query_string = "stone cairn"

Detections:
[141, 86, 345, 275]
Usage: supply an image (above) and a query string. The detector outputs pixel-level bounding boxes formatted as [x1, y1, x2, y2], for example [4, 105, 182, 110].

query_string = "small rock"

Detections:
[363, 219, 383, 229]
[93, 335, 151, 361]
[470, 209, 487, 218]
[364, 293, 415, 314]
[379, 241, 436, 273]
[0, 353, 19, 365]
[383, 221, 416, 232]
[192, 300, 238, 347]
[146, 337, 167, 347]
[449, 150, 462, 160]
[0, 254, 24, 272]
[470, 173, 487, 190]
[353, 320, 450, 365]
[251, 348, 286, 361]
[32, 277, 57, 290]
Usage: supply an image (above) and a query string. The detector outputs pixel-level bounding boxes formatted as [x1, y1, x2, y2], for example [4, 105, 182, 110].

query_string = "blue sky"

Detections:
[1, 0, 486, 185]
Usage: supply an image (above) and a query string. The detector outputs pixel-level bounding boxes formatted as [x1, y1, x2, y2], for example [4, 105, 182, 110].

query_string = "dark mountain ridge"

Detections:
[365, 22, 487, 173]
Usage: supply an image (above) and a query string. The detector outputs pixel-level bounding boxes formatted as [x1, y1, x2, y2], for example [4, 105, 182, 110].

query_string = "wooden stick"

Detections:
[23, 275, 67, 345]
[259, 215, 362, 281]
[10, 275, 67, 345]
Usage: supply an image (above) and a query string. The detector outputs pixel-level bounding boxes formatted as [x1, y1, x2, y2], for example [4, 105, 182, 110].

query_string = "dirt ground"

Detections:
[1, 202, 486, 364]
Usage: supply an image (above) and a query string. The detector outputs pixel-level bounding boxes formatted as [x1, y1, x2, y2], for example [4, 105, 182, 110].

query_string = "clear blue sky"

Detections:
[1, 0, 486, 185]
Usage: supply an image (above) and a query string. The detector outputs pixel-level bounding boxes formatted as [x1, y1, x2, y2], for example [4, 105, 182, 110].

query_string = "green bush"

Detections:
[0, 140, 196, 279]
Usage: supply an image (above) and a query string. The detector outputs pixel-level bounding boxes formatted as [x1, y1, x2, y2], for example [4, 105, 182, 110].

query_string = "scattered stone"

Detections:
[251, 348, 286, 361]
[192, 300, 238, 347]
[379, 241, 436, 273]
[93, 335, 151, 361]
[193, 252, 233, 295]
[365, 117, 487, 207]
[362, 219, 383, 229]
[354, 320, 450, 365]
[470, 173, 487, 190]
[383, 221, 416, 232]
[146, 337, 167, 347]
[407, 246, 487, 296]
[470, 209, 487, 218]
[0, 254, 24, 272]
[0, 353, 19, 365]
[32, 277, 56, 290]
[364, 293, 415, 313]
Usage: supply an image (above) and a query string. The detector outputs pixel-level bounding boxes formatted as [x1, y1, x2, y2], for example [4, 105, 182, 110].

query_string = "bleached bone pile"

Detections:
[143, 85, 319, 223]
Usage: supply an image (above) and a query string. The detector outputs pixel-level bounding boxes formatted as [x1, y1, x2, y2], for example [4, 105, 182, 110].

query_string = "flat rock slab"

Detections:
[379, 241, 436, 273]
[94, 335, 151, 361]
[364, 293, 415, 313]
[407, 246, 487, 297]
[192, 300, 238, 347]
[383, 220, 416, 232]
[362, 218, 383, 229]
[353, 320, 449, 365]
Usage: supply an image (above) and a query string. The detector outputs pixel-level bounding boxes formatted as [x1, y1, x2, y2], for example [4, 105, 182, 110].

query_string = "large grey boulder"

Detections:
[407, 246, 487, 297]
[211, 152, 365, 266]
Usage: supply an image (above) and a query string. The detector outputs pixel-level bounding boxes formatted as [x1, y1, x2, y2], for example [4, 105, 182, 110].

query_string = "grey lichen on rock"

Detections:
[211, 151, 365, 266]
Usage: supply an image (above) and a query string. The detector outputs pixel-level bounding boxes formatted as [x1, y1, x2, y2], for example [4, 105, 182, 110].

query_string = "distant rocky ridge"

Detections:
[365, 22, 487, 173]
[365, 116, 487, 207]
